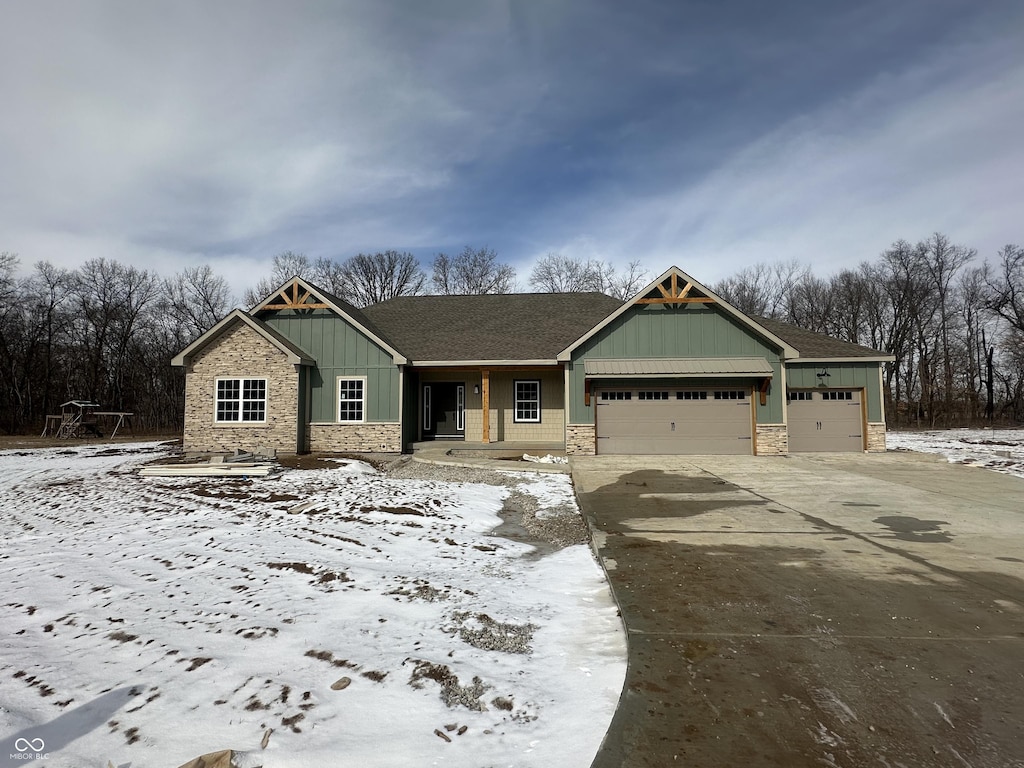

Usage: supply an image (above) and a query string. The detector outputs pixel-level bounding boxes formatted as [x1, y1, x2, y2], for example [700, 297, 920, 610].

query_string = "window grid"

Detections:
[789, 391, 814, 401]
[216, 378, 266, 422]
[823, 390, 854, 401]
[714, 390, 747, 401]
[338, 378, 365, 422]
[514, 380, 541, 423]
[600, 391, 632, 401]
[638, 391, 669, 400]
[677, 391, 708, 400]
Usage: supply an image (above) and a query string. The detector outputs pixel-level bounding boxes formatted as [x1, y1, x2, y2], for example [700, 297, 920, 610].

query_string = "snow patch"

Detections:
[0, 444, 626, 768]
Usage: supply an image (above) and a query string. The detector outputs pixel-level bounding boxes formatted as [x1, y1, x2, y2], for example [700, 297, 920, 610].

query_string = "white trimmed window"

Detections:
[514, 380, 541, 423]
[337, 377, 366, 422]
[216, 378, 267, 422]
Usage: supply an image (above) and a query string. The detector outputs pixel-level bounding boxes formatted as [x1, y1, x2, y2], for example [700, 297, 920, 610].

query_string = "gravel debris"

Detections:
[448, 611, 536, 654]
[407, 659, 492, 711]
[385, 460, 590, 552]
[385, 459, 521, 488]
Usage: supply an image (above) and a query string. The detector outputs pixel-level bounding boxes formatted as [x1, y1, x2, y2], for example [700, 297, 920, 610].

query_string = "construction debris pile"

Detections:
[138, 449, 278, 478]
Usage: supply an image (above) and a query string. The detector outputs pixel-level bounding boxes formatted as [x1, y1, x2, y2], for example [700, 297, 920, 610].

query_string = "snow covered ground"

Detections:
[887, 428, 1024, 479]
[0, 445, 626, 768]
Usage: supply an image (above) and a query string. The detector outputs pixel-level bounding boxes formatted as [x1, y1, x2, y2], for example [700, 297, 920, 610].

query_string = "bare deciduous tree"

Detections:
[529, 253, 601, 292]
[336, 251, 426, 307]
[243, 251, 312, 307]
[984, 244, 1024, 334]
[431, 247, 515, 295]
[529, 254, 647, 300]
[163, 265, 234, 343]
[605, 260, 649, 300]
[712, 259, 809, 318]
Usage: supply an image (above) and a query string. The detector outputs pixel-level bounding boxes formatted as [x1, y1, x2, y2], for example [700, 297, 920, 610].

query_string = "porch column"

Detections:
[481, 368, 490, 443]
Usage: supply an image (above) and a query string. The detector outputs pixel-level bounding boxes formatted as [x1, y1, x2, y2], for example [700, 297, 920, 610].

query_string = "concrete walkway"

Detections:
[572, 452, 1024, 767]
[409, 443, 570, 473]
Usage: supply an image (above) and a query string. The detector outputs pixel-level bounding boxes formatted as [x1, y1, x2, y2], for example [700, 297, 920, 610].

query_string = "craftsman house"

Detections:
[172, 266, 893, 456]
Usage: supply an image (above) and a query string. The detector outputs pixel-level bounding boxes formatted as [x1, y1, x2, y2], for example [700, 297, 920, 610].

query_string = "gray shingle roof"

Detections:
[363, 292, 623, 362]
[751, 315, 890, 358]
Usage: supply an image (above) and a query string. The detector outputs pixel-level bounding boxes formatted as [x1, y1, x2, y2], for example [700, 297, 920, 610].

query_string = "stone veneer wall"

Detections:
[866, 422, 887, 452]
[565, 424, 596, 456]
[755, 424, 788, 456]
[183, 323, 299, 454]
[308, 423, 402, 453]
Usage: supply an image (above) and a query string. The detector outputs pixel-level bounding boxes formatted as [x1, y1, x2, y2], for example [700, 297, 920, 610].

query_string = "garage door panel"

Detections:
[596, 389, 752, 455]
[789, 391, 863, 452]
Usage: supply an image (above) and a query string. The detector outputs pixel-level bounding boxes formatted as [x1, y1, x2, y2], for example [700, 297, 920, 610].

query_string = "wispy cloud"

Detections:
[534, 19, 1024, 280]
[1, 0, 1021, 299]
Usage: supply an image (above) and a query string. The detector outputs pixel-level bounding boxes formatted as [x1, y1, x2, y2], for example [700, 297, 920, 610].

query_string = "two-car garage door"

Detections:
[596, 388, 753, 455]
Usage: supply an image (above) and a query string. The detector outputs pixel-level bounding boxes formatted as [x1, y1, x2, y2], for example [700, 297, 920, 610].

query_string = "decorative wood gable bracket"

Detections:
[636, 273, 715, 306]
[260, 279, 331, 311]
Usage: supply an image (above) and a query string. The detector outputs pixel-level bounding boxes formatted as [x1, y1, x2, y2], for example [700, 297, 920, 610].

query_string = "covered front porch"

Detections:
[404, 365, 566, 448]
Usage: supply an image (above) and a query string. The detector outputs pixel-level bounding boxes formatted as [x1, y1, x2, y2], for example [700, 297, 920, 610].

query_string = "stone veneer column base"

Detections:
[308, 423, 402, 453]
[755, 424, 789, 455]
[565, 424, 597, 456]
[866, 422, 887, 452]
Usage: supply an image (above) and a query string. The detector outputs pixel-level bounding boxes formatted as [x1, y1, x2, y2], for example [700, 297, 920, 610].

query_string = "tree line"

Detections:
[241, 247, 647, 306]
[0, 235, 1021, 434]
[712, 234, 1024, 427]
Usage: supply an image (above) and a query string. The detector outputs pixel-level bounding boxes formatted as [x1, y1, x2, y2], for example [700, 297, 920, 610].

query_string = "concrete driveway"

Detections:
[572, 451, 1024, 768]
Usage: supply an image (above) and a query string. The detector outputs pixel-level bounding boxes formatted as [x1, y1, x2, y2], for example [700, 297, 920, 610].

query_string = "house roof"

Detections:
[751, 316, 894, 361]
[170, 309, 315, 367]
[362, 292, 624, 363]
[177, 273, 891, 370]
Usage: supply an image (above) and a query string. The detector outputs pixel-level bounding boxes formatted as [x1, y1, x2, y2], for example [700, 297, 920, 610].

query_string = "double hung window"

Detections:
[514, 380, 541, 423]
[216, 378, 267, 422]
[338, 378, 366, 422]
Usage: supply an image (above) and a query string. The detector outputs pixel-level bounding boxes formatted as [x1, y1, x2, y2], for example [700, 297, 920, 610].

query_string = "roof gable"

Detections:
[558, 266, 798, 360]
[171, 309, 315, 367]
[251, 277, 407, 364]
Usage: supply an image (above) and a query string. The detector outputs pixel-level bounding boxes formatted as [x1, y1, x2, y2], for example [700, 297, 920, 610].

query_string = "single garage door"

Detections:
[788, 390, 864, 452]
[596, 387, 753, 455]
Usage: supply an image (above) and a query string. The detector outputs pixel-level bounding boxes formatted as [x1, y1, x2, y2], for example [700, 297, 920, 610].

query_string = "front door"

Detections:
[423, 383, 465, 438]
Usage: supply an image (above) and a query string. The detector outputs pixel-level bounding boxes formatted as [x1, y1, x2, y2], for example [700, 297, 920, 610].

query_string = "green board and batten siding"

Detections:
[568, 304, 785, 424]
[786, 362, 884, 422]
[262, 311, 401, 423]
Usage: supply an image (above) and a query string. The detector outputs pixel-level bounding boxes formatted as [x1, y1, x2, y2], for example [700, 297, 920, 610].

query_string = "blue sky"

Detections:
[2, 0, 1022, 299]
